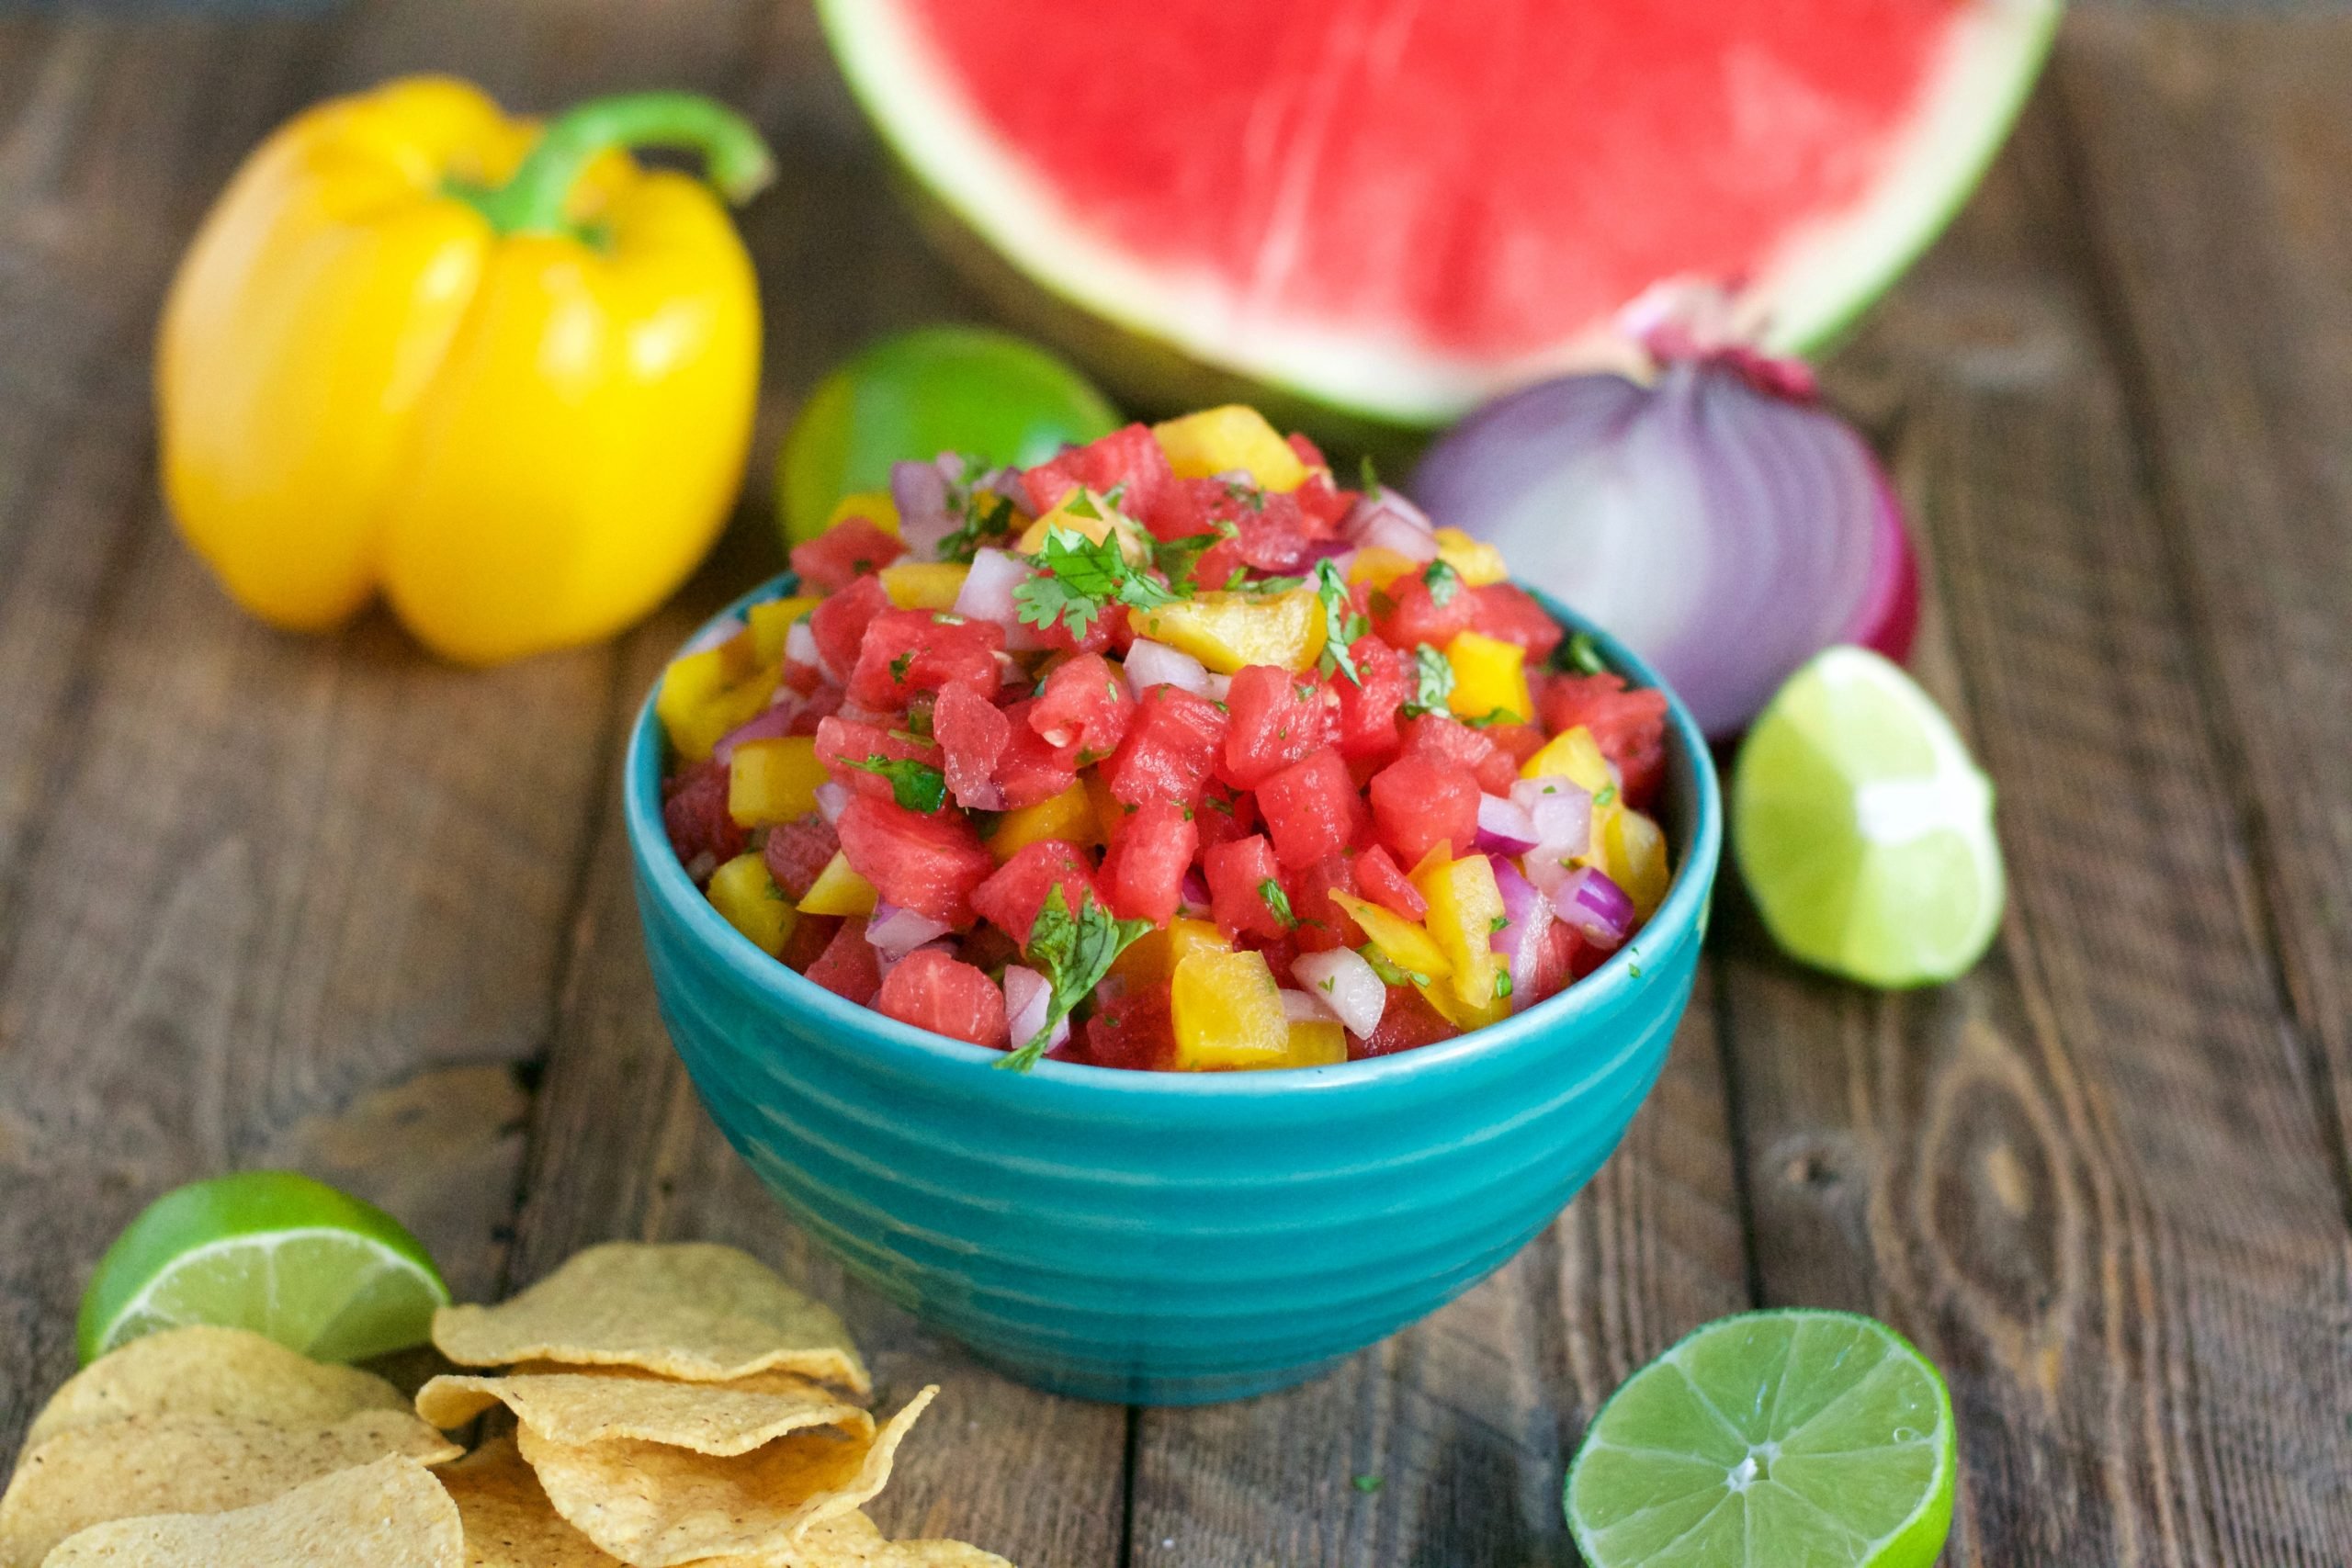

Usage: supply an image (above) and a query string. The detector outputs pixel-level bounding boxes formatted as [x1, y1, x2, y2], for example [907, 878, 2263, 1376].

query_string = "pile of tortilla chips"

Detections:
[0, 1244, 1011, 1567]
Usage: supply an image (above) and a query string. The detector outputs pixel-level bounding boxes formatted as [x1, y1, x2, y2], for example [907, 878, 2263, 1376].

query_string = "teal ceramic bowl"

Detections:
[625, 576, 1721, 1404]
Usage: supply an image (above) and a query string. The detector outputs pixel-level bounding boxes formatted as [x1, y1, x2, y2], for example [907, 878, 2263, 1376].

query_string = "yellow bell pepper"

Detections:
[657, 627, 777, 762]
[1329, 894, 1452, 984]
[1110, 916, 1227, 991]
[707, 852, 797, 956]
[1015, 491, 1153, 562]
[1410, 849, 1508, 1011]
[1150, 406, 1310, 491]
[1170, 948, 1291, 1070]
[1521, 726, 1614, 793]
[745, 595, 820, 667]
[797, 852, 879, 918]
[1430, 527, 1510, 587]
[1443, 631, 1532, 724]
[880, 562, 971, 611]
[727, 736, 830, 829]
[1345, 547, 1422, 592]
[1594, 806, 1673, 919]
[158, 79, 774, 665]
[826, 491, 899, 535]
[988, 781, 1102, 861]
[1281, 1019, 1349, 1067]
[1130, 589, 1327, 675]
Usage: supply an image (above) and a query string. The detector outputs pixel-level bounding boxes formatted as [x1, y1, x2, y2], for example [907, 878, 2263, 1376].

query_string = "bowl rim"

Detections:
[624, 571, 1722, 1100]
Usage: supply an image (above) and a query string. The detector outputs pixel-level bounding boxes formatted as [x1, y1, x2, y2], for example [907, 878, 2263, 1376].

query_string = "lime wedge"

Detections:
[77, 1171, 448, 1366]
[1567, 1310, 1956, 1568]
[1733, 646, 2003, 987]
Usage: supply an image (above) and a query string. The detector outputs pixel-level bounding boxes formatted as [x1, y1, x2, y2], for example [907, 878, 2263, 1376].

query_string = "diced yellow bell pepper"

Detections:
[1443, 630, 1532, 724]
[656, 628, 777, 763]
[1414, 973, 1510, 1032]
[797, 851, 878, 917]
[1167, 916, 1231, 970]
[1131, 589, 1327, 675]
[1108, 917, 1229, 991]
[1595, 806, 1671, 918]
[1170, 948, 1291, 1070]
[1345, 547, 1422, 592]
[880, 561, 970, 611]
[1149, 405, 1311, 491]
[1281, 1019, 1348, 1066]
[1521, 725, 1614, 793]
[1431, 527, 1509, 586]
[1410, 850, 1507, 1010]
[825, 490, 899, 535]
[727, 735, 829, 828]
[1015, 491, 1152, 563]
[1329, 893, 1452, 983]
[707, 852, 797, 957]
[746, 594, 820, 667]
[988, 781, 1102, 861]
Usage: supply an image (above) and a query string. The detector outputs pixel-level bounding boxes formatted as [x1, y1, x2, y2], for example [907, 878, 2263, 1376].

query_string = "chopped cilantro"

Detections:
[1628, 962, 1644, 978]
[1313, 559, 1363, 686]
[842, 754, 946, 814]
[1495, 970, 1513, 999]
[1259, 878, 1296, 930]
[1317, 976, 1336, 993]
[1351, 1473, 1384, 1495]
[1461, 707, 1517, 728]
[1358, 454, 1381, 492]
[1013, 518, 1181, 638]
[1203, 793, 1234, 817]
[934, 458, 1022, 563]
[1595, 784, 1618, 807]
[1564, 631, 1609, 676]
[997, 886, 1154, 1072]
[1225, 568, 1306, 596]
[1403, 644, 1455, 716]
[1489, 913, 1509, 932]
[888, 649, 915, 682]
[1220, 478, 1267, 513]
[1151, 522, 1234, 592]
[1421, 558, 1462, 608]
[1357, 942, 1431, 990]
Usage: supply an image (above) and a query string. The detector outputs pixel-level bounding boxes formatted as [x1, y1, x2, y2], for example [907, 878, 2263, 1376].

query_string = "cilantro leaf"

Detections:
[1351, 1473, 1385, 1495]
[934, 461, 1021, 563]
[1220, 478, 1267, 513]
[1226, 569, 1305, 596]
[1494, 970, 1513, 1000]
[1358, 454, 1381, 493]
[1421, 558, 1462, 608]
[1356, 942, 1433, 990]
[842, 754, 947, 814]
[1259, 878, 1296, 930]
[1402, 643, 1454, 717]
[1013, 515, 1181, 638]
[1563, 631, 1609, 676]
[998, 886, 1155, 1072]
[1313, 559, 1363, 686]
[1152, 522, 1235, 593]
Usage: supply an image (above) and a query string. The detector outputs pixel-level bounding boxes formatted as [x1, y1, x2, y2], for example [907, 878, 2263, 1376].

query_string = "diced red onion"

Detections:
[1289, 948, 1385, 1037]
[1510, 776, 1592, 851]
[954, 547, 1046, 651]
[1556, 867, 1635, 949]
[813, 781, 851, 827]
[1474, 794, 1540, 855]
[1341, 488, 1440, 562]
[1204, 671, 1232, 702]
[1487, 856, 1554, 1012]
[890, 457, 956, 560]
[712, 694, 803, 763]
[866, 902, 954, 963]
[1409, 349, 1917, 738]
[1280, 987, 1330, 1024]
[786, 617, 823, 678]
[1179, 871, 1212, 919]
[1003, 964, 1069, 1055]
[1123, 638, 1213, 698]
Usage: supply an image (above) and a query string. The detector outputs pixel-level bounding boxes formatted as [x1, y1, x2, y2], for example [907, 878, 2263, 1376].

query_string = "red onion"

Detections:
[1557, 867, 1635, 950]
[1179, 870, 1213, 919]
[786, 617, 825, 679]
[1474, 794, 1540, 856]
[866, 902, 954, 963]
[1487, 856, 1554, 1011]
[1409, 348, 1917, 739]
[1290, 948, 1385, 1037]
[814, 781, 851, 827]
[1342, 487, 1440, 563]
[1510, 777, 1591, 852]
[1003, 964, 1069, 1055]
[953, 547, 1046, 651]
[890, 457, 957, 559]
[1124, 638, 1213, 698]
[713, 694, 803, 762]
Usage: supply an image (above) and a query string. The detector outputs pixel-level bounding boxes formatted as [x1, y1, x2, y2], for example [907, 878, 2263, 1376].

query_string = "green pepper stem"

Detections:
[465, 91, 775, 235]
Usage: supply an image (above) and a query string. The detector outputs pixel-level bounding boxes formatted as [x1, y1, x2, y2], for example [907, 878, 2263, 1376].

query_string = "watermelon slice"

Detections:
[817, 0, 2058, 425]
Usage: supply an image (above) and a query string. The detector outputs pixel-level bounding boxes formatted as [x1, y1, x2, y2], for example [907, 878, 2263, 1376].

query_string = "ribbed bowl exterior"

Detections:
[626, 578, 1721, 1404]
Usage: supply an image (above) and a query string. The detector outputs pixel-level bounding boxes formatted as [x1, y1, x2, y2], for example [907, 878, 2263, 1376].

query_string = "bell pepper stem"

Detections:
[467, 91, 775, 235]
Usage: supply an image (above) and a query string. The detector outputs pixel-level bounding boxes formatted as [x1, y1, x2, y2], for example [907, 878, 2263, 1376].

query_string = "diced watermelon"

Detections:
[1204, 834, 1290, 941]
[1524, 918, 1588, 1006]
[1030, 602, 1129, 656]
[1467, 583, 1565, 659]
[1289, 853, 1364, 953]
[1539, 672, 1671, 808]
[1331, 637, 1408, 761]
[804, 917, 881, 1004]
[662, 760, 746, 874]
[1194, 778, 1258, 851]
[971, 839, 1101, 945]
[1369, 568, 1477, 649]
[790, 515, 906, 592]
[1102, 797, 1196, 924]
[835, 796, 996, 925]
[933, 682, 1011, 808]
[1484, 721, 1547, 766]
[1078, 985, 1176, 1071]
[1351, 984, 1459, 1059]
[849, 609, 1005, 710]
[814, 716, 946, 803]
[876, 948, 1008, 1048]
[1292, 468, 1353, 534]
[1355, 844, 1429, 921]
[1021, 423, 1179, 532]
[994, 698, 1081, 808]
[784, 682, 845, 736]
[1256, 749, 1366, 870]
[780, 910, 839, 974]
[1403, 712, 1520, 795]
[1369, 752, 1480, 865]
[763, 815, 841, 900]
[1031, 651, 1135, 762]
[809, 573, 890, 681]
[1220, 664, 1334, 788]
[1248, 931, 1304, 989]
[1102, 685, 1227, 807]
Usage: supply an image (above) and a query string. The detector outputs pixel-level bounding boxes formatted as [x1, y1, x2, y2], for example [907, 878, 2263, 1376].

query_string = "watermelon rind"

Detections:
[817, 0, 2063, 428]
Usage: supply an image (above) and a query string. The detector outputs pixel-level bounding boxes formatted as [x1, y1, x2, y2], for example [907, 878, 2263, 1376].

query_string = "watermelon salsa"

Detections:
[656, 407, 1674, 1073]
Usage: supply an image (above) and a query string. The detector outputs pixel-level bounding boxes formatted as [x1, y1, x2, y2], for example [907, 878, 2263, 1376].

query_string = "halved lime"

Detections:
[77, 1171, 448, 1366]
[1567, 1309, 1956, 1568]
[1733, 646, 2003, 987]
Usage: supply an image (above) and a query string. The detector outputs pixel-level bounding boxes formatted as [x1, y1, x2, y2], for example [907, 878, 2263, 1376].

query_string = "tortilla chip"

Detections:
[433, 1245, 868, 1397]
[24, 1325, 409, 1450]
[40, 1454, 461, 1567]
[787, 1511, 1017, 1567]
[416, 1370, 872, 1456]
[434, 1437, 619, 1567]
[517, 1387, 936, 1568]
[0, 1409, 458, 1568]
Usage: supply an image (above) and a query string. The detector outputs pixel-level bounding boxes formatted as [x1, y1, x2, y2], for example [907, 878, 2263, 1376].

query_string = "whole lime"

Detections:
[779, 325, 1119, 544]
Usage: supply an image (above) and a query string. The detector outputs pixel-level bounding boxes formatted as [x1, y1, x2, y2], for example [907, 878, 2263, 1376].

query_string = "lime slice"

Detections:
[1567, 1309, 1956, 1568]
[77, 1171, 448, 1366]
[1733, 645, 2003, 987]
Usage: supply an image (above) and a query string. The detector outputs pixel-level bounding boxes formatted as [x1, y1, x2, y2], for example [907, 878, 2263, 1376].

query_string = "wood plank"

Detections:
[1125, 978, 1751, 1565]
[2056, 9, 2352, 1203]
[1722, 73, 2352, 1566]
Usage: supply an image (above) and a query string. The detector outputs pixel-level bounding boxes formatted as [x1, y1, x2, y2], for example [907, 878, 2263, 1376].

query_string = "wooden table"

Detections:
[4, 4, 2349, 1563]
